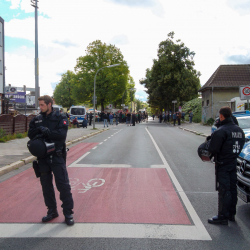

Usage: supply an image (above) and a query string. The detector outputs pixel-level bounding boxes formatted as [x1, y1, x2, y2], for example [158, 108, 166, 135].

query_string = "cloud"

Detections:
[7, 0, 21, 9]
[53, 40, 79, 48]
[106, 0, 157, 7]
[227, 0, 250, 15]
[225, 54, 250, 64]
[110, 35, 129, 45]
[105, 0, 165, 17]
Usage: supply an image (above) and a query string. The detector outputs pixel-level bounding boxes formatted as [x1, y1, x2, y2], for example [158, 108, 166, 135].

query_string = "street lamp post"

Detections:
[93, 64, 120, 129]
[129, 88, 136, 112]
[31, 0, 39, 109]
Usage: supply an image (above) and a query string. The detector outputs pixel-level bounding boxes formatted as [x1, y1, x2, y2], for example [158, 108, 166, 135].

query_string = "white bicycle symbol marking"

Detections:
[69, 178, 105, 193]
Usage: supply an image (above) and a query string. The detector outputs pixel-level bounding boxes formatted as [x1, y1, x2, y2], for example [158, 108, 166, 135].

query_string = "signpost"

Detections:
[239, 85, 250, 109]
[172, 100, 177, 112]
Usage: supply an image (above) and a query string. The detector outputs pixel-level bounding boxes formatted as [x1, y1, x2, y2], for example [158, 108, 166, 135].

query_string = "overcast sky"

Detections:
[1, 0, 250, 101]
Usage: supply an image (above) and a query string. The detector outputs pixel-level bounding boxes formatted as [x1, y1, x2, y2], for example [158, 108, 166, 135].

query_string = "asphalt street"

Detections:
[0, 119, 250, 250]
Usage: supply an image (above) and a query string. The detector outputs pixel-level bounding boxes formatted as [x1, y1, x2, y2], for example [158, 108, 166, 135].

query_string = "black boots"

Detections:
[42, 208, 59, 222]
[208, 215, 228, 225]
[42, 208, 74, 226]
[65, 214, 74, 226]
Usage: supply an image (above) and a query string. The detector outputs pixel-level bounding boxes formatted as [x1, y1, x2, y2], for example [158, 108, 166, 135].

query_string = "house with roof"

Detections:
[198, 64, 250, 123]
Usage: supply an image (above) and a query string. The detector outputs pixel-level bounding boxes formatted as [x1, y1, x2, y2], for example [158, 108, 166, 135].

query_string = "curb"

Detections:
[178, 126, 209, 138]
[0, 128, 109, 177]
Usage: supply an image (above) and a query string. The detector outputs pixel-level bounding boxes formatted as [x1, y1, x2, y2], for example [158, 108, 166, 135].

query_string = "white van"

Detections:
[69, 106, 86, 125]
[53, 105, 63, 112]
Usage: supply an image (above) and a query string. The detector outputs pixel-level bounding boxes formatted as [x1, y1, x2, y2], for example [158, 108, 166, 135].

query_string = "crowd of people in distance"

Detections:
[99, 111, 149, 127]
[72, 110, 149, 128]
[71, 109, 194, 128]
[154, 110, 194, 126]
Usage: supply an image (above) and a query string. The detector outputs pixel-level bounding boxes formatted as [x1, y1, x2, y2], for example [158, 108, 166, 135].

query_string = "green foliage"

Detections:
[72, 40, 131, 111]
[182, 98, 202, 123]
[0, 128, 6, 138]
[140, 32, 201, 111]
[0, 131, 28, 143]
[53, 70, 77, 109]
[205, 118, 215, 126]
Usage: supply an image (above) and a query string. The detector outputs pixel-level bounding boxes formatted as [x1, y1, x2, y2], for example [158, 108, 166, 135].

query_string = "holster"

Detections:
[33, 160, 41, 178]
[62, 143, 68, 163]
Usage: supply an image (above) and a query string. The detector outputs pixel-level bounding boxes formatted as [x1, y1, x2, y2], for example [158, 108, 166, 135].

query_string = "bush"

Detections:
[205, 118, 214, 126]
[182, 98, 202, 123]
[0, 128, 6, 138]
[0, 131, 28, 143]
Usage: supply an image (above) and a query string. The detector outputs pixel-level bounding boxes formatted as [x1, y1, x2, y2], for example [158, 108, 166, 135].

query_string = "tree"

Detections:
[72, 40, 130, 111]
[53, 70, 76, 109]
[140, 32, 201, 112]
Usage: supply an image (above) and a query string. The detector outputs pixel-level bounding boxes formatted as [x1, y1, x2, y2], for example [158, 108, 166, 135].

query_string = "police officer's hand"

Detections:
[39, 126, 51, 138]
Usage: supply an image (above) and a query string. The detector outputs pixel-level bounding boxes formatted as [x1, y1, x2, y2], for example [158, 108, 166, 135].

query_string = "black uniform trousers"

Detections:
[217, 168, 237, 218]
[38, 154, 74, 215]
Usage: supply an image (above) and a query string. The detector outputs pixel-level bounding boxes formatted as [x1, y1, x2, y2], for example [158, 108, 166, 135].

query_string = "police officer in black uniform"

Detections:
[28, 95, 74, 226]
[208, 106, 245, 225]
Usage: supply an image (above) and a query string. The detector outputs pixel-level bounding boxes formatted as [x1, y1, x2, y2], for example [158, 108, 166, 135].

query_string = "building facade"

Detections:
[199, 64, 250, 123]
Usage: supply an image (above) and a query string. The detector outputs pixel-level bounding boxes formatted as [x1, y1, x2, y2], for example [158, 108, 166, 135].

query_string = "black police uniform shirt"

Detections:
[28, 109, 69, 153]
[208, 117, 245, 171]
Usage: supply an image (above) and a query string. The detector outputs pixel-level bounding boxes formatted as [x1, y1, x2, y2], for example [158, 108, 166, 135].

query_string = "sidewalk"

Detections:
[178, 122, 211, 137]
[0, 122, 111, 173]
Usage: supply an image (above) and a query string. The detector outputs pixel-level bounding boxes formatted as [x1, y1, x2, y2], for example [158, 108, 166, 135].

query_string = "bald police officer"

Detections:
[28, 95, 74, 226]
[208, 107, 245, 225]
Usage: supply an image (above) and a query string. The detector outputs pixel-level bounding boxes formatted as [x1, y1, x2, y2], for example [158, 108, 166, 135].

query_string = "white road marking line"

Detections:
[108, 137, 111, 138]
[99, 142, 103, 145]
[0, 223, 210, 239]
[104, 139, 107, 141]
[145, 127, 211, 241]
[92, 146, 97, 150]
[67, 152, 90, 168]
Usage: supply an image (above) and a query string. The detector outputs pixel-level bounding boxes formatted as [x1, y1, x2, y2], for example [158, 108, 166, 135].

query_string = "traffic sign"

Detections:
[109, 104, 112, 109]
[121, 104, 125, 106]
[5, 86, 17, 94]
[240, 86, 250, 100]
[172, 100, 177, 103]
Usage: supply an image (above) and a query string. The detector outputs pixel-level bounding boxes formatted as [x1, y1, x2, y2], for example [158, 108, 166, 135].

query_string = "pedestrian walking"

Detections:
[145, 112, 148, 123]
[207, 107, 245, 225]
[28, 95, 74, 226]
[114, 112, 119, 125]
[189, 111, 193, 123]
[89, 112, 93, 126]
[177, 111, 181, 125]
[103, 111, 108, 127]
[109, 112, 114, 125]
[126, 112, 131, 126]
[173, 112, 177, 126]
[132, 112, 136, 126]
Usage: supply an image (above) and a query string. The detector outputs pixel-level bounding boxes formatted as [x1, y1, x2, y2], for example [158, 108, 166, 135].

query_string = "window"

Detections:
[206, 100, 209, 106]
[71, 108, 85, 115]
[0, 32, 2, 47]
[202, 101, 204, 107]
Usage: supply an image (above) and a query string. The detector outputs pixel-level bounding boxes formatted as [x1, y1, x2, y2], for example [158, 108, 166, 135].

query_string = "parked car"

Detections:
[211, 110, 250, 134]
[237, 140, 250, 203]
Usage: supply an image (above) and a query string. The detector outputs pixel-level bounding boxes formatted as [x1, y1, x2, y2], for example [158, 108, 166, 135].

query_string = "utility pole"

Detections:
[31, 0, 39, 109]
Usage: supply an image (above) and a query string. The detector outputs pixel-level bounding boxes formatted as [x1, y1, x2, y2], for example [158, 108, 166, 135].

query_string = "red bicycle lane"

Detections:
[0, 142, 191, 225]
